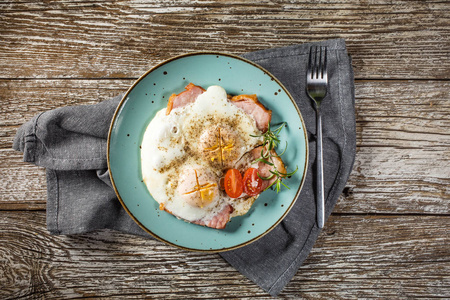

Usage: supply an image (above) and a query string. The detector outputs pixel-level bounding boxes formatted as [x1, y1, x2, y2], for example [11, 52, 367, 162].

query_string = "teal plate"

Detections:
[108, 52, 308, 252]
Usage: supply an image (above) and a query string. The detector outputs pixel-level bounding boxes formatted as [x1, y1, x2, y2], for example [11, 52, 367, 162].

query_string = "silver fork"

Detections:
[306, 45, 328, 229]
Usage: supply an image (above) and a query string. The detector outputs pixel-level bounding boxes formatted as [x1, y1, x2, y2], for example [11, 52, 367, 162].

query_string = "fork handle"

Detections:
[316, 108, 325, 228]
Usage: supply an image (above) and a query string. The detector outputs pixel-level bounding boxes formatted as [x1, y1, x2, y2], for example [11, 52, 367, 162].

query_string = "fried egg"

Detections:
[141, 85, 264, 228]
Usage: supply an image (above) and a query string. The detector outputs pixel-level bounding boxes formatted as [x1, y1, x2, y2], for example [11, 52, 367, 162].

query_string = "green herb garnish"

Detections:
[250, 122, 298, 193]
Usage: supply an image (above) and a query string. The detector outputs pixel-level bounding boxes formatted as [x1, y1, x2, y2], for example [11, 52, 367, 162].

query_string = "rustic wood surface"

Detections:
[1, 0, 449, 299]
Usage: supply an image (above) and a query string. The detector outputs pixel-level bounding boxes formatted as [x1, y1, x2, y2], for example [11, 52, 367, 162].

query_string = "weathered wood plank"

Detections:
[0, 0, 449, 79]
[337, 80, 450, 214]
[0, 79, 133, 132]
[1, 1, 448, 299]
[1, 79, 448, 213]
[0, 211, 448, 299]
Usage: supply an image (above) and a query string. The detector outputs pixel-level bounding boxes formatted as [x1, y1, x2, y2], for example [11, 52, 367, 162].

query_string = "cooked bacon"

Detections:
[166, 83, 205, 115]
[230, 94, 272, 133]
[250, 146, 286, 191]
[162, 204, 232, 230]
[166, 85, 271, 133]
[192, 204, 233, 229]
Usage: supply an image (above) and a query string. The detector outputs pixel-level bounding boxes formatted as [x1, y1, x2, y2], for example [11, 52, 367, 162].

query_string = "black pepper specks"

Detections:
[163, 71, 168, 75]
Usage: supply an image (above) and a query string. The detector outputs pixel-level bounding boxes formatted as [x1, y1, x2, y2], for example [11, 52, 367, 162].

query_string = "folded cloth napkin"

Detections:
[13, 38, 355, 296]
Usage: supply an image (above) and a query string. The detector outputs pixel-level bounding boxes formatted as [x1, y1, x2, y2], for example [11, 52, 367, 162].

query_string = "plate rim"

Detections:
[107, 51, 309, 252]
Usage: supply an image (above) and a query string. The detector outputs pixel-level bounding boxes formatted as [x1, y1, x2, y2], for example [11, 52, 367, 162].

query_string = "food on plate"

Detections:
[230, 94, 272, 132]
[141, 83, 296, 229]
[166, 83, 205, 115]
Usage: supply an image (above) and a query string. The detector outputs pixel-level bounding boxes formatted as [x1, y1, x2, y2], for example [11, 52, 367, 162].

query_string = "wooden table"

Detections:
[1, 1, 449, 298]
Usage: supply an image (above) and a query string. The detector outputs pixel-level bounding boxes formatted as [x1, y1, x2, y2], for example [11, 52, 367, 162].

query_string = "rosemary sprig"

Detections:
[250, 122, 298, 193]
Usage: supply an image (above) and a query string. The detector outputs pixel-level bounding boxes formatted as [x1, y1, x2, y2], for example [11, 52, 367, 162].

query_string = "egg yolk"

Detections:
[199, 126, 240, 169]
[178, 169, 219, 208]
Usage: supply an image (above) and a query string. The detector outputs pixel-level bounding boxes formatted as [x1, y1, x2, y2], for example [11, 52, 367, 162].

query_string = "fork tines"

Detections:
[308, 46, 328, 80]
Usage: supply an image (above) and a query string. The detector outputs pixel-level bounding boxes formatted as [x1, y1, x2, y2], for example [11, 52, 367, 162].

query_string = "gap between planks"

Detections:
[0, 77, 449, 81]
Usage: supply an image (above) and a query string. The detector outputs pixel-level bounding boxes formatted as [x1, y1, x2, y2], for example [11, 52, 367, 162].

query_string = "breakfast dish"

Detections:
[141, 83, 292, 229]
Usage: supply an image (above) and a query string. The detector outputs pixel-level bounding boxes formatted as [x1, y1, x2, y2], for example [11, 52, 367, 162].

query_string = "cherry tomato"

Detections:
[243, 168, 263, 196]
[224, 169, 243, 198]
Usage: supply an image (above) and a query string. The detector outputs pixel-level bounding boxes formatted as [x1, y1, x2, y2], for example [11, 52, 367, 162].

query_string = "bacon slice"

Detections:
[230, 94, 272, 133]
[192, 204, 233, 229]
[250, 146, 286, 191]
[166, 83, 205, 115]
[162, 204, 232, 230]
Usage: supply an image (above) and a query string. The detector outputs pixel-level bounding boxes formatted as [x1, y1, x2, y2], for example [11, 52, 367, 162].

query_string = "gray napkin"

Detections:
[13, 38, 355, 296]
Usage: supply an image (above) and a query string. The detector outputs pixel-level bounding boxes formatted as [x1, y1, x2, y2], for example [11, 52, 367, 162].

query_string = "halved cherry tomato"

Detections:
[224, 169, 243, 198]
[243, 168, 263, 196]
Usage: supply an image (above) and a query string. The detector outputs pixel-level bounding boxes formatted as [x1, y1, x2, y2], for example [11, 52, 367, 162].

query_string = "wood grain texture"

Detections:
[338, 80, 450, 214]
[0, 211, 448, 299]
[1, 0, 449, 298]
[1, 79, 449, 213]
[0, 0, 449, 80]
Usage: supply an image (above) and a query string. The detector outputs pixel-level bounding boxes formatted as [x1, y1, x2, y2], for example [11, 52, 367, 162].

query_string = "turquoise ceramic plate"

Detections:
[108, 52, 308, 252]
